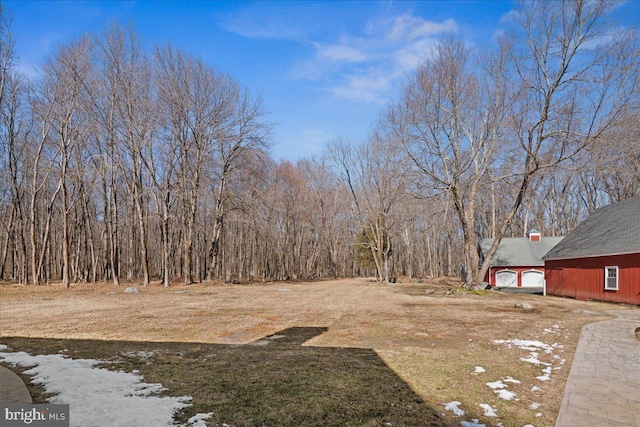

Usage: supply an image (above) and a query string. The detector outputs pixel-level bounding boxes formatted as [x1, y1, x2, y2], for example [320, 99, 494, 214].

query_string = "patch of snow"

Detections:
[120, 351, 157, 359]
[183, 412, 214, 427]
[0, 344, 8, 351]
[486, 380, 506, 389]
[444, 401, 465, 417]
[536, 374, 550, 381]
[523, 425, 535, 427]
[503, 376, 520, 384]
[535, 413, 542, 417]
[460, 420, 486, 427]
[494, 389, 517, 401]
[520, 355, 551, 366]
[0, 350, 211, 427]
[531, 385, 541, 392]
[494, 339, 553, 354]
[479, 403, 497, 417]
[474, 366, 486, 374]
[530, 402, 540, 410]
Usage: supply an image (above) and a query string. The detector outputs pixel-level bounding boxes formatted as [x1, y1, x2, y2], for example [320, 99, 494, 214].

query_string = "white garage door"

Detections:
[522, 270, 544, 288]
[496, 270, 517, 287]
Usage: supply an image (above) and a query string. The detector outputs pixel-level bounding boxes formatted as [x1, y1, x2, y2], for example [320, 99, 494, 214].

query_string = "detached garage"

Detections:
[479, 230, 564, 291]
[543, 196, 640, 305]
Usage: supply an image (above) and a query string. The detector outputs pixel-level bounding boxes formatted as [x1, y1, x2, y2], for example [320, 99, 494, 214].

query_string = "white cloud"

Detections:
[221, 15, 302, 40]
[219, 5, 312, 41]
[387, 15, 457, 41]
[293, 12, 457, 103]
[326, 71, 392, 104]
[393, 37, 438, 70]
[315, 43, 370, 63]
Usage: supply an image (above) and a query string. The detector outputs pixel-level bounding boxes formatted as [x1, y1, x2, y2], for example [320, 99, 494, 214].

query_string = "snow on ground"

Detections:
[531, 385, 541, 392]
[474, 366, 486, 374]
[520, 353, 552, 366]
[485, 379, 517, 400]
[0, 349, 212, 427]
[444, 401, 465, 416]
[530, 402, 540, 410]
[184, 412, 215, 427]
[503, 376, 520, 384]
[494, 389, 517, 401]
[478, 403, 497, 417]
[493, 338, 563, 383]
[459, 419, 486, 427]
[486, 380, 507, 389]
[120, 350, 158, 359]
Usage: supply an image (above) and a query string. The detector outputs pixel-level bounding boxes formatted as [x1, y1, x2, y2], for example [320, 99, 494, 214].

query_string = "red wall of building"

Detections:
[545, 253, 640, 305]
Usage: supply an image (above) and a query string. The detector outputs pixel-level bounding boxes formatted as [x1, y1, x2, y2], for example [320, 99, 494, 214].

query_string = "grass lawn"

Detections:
[0, 278, 627, 426]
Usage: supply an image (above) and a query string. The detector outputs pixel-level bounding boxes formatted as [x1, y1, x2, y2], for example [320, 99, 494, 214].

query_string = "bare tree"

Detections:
[385, 34, 508, 287]
[204, 83, 270, 281]
[96, 25, 153, 286]
[155, 45, 236, 284]
[327, 137, 407, 283]
[386, 1, 639, 288]
[40, 37, 93, 287]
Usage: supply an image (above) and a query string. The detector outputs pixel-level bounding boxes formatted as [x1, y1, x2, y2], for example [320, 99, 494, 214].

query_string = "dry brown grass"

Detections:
[0, 277, 627, 426]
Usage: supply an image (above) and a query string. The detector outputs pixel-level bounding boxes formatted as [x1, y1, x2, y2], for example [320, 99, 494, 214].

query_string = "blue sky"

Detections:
[6, 1, 523, 160]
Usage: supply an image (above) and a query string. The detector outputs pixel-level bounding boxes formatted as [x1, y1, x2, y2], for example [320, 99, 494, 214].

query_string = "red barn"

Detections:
[479, 230, 564, 291]
[543, 196, 640, 305]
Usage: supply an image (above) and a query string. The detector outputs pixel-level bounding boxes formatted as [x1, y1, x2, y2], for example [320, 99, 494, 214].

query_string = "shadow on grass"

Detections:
[2, 328, 457, 426]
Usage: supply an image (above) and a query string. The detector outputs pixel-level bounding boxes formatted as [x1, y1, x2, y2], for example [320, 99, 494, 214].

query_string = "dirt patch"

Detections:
[0, 278, 624, 426]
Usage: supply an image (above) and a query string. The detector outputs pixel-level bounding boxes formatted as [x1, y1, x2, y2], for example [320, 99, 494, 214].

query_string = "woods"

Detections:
[1, 1, 639, 287]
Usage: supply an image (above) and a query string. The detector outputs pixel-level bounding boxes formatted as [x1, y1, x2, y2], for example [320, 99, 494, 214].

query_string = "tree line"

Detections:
[1, 1, 638, 288]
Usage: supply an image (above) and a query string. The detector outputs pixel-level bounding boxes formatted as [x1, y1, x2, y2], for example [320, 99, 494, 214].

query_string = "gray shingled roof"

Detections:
[543, 196, 640, 260]
[480, 236, 564, 267]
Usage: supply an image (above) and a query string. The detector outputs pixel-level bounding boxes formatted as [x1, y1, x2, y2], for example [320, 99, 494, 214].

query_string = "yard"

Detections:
[0, 278, 624, 426]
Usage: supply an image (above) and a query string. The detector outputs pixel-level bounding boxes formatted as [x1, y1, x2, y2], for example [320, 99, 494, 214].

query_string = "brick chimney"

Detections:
[527, 229, 541, 241]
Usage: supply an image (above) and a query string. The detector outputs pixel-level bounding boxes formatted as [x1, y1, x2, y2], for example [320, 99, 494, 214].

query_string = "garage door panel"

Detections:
[496, 270, 517, 287]
[522, 270, 544, 288]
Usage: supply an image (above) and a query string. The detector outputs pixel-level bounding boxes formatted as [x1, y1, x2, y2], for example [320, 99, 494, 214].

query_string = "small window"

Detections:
[605, 266, 618, 291]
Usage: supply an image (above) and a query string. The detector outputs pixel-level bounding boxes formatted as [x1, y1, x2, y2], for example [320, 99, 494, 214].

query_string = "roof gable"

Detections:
[480, 236, 564, 267]
[543, 196, 640, 260]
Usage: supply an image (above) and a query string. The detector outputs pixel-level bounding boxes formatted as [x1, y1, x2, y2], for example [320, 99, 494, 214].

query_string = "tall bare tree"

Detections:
[40, 37, 93, 287]
[328, 137, 407, 283]
[97, 25, 153, 286]
[386, 1, 639, 288]
[385, 34, 508, 286]
[204, 82, 270, 281]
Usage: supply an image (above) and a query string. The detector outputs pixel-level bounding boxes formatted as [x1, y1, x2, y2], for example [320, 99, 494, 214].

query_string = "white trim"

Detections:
[521, 269, 544, 288]
[604, 266, 619, 291]
[496, 269, 518, 288]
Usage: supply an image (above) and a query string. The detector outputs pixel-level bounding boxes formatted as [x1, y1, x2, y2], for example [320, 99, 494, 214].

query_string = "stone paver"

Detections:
[555, 309, 640, 427]
[0, 365, 32, 404]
